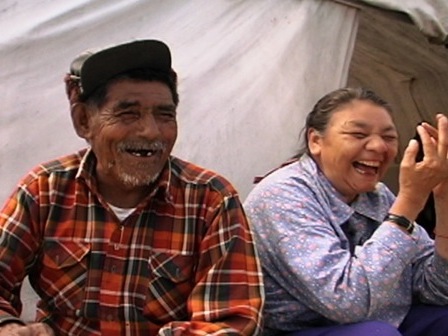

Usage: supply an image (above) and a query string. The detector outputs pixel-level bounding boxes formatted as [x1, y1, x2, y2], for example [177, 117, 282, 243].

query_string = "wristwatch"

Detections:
[384, 213, 414, 234]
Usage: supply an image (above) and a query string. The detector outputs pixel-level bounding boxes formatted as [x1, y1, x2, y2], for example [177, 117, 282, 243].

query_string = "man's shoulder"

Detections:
[34, 149, 85, 174]
[169, 156, 237, 195]
[23, 149, 87, 184]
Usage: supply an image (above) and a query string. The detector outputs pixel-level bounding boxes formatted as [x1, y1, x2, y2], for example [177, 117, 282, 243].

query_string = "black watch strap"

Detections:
[384, 213, 414, 234]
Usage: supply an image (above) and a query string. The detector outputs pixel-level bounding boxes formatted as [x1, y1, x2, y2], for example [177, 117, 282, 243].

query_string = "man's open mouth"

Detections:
[126, 149, 157, 157]
[119, 141, 166, 158]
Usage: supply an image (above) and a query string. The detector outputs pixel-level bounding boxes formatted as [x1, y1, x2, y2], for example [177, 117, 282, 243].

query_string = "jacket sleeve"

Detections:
[0, 182, 42, 322]
[158, 192, 264, 336]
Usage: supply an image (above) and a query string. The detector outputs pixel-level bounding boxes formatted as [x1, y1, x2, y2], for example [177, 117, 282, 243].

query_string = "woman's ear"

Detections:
[70, 103, 93, 140]
[307, 128, 322, 156]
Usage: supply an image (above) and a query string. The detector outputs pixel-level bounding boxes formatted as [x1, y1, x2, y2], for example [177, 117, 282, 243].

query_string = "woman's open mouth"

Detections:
[353, 160, 380, 175]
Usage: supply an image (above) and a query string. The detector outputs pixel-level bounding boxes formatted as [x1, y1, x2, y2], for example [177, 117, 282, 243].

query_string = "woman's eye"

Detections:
[351, 132, 367, 139]
[383, 135, 398, 142]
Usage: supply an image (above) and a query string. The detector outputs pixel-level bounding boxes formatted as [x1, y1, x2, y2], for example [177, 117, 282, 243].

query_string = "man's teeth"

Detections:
[129, 149, 154, 157]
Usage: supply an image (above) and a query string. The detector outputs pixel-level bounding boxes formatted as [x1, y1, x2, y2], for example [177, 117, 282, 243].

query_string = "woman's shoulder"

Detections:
[245, 155, 325, 207]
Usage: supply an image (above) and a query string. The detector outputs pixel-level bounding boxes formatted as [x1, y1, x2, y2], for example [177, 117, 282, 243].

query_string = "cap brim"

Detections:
[78, 40, 171, 98]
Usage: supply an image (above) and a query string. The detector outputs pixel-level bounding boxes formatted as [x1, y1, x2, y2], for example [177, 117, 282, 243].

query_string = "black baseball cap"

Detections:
[69, 39, 172, 98]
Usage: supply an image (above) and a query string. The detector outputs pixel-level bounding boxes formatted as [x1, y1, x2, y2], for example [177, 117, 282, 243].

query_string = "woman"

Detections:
[244, 87, 448, 336]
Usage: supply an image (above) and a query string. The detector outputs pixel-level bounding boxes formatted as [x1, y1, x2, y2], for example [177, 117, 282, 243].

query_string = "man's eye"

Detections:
[163, 112, 176, 118]
[157, 110, 176, 120]
[117, 110, 139, 118]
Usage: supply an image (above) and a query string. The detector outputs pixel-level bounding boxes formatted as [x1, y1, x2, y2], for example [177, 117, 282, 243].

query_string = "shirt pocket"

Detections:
[40, 240, 90, 311]
[149, 251, 195, 283]
[42, 240, 90, 269]
[144, 251, 196, 321]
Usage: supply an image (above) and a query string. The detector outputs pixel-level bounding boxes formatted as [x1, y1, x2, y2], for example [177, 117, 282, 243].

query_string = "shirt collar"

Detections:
[351, 189, 385, 223]
[304, 154, 384, 225]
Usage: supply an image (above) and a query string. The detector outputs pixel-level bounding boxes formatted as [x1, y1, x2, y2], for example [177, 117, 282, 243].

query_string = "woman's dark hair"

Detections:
[293, 87, 393, 159]
[82, 68, 179, 108]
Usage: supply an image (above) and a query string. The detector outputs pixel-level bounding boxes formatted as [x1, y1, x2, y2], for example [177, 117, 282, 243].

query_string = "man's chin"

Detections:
[118, 171, 161, 188]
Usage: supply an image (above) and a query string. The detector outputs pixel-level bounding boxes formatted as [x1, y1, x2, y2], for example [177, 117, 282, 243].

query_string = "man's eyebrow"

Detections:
[112, 100, 140, 111]
[158, 103, 176, 110]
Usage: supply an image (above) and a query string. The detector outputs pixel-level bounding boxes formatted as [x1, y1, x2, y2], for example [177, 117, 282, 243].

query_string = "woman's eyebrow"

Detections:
[344, 120, 397, 132]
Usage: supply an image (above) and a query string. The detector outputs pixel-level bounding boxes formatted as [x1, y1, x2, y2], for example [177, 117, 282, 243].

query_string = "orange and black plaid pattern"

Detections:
[0, 148, 264, 335]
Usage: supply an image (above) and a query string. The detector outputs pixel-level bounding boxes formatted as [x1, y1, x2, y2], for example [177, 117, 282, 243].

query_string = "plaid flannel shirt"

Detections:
[0, 148, 264, 335]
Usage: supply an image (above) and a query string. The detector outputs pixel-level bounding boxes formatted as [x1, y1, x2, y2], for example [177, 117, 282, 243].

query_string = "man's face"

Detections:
[85, 79, 177, 190]
[309, 100, 399, 203]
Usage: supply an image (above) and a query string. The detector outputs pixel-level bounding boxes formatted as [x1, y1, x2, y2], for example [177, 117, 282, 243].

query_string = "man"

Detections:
[0, 40, 264, 335]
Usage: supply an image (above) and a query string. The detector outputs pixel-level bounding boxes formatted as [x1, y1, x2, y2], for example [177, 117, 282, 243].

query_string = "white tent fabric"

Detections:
[1, 0, 356, 204]
[2, 0, 448, 323]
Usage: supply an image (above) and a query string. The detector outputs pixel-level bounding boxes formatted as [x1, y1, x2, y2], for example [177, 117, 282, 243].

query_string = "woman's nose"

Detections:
[366, 135, 388, 152]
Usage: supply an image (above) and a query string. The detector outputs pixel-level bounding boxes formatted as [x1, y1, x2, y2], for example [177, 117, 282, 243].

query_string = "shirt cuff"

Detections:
[374, 221, 418, 264]
[433, 251, 448, 275]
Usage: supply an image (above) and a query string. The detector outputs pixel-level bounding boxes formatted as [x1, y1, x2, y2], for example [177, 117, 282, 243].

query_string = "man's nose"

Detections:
[137, 112, 161, 139]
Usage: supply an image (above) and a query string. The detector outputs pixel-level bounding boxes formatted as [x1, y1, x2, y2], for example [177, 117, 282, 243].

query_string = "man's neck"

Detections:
[98, 182, 151, 208]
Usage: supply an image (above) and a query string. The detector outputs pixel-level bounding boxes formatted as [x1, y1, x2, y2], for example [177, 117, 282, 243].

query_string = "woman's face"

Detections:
[308, 99, 399, 203]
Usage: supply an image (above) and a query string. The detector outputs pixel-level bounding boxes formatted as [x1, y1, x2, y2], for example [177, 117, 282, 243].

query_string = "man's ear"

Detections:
[70, 103, 94, 140]
[307, 128, 322, 156]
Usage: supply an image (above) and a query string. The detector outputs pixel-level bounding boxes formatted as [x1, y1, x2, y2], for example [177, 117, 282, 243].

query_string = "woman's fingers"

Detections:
[436, 114, 448, 159]
[421, 122, 438, 139]
[402, 138, 419, 166]
[417, 125, 437, 161]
